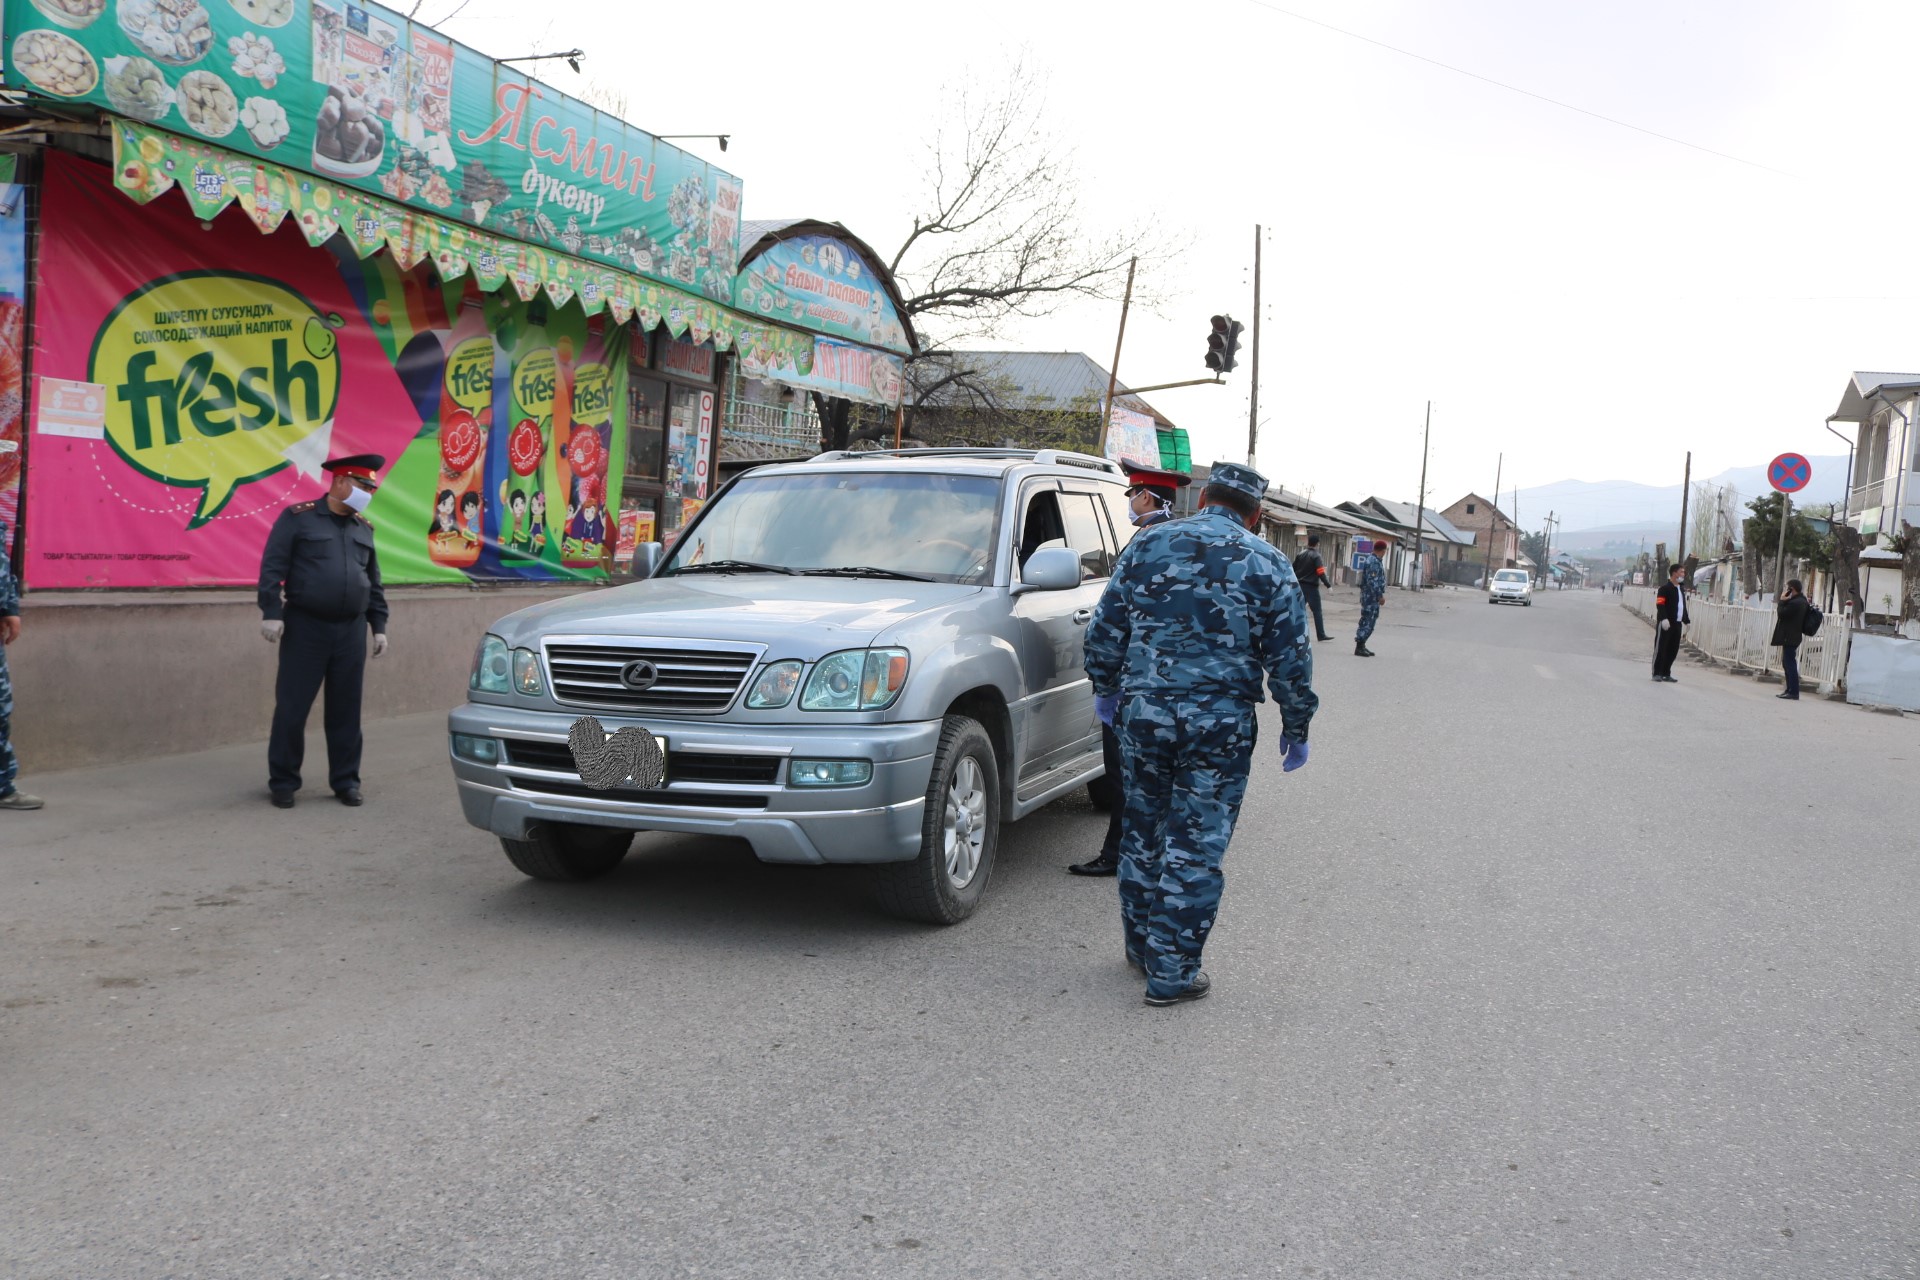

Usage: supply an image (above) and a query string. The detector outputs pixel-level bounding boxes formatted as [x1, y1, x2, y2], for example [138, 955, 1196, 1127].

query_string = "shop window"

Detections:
[628, 375, 668, 482]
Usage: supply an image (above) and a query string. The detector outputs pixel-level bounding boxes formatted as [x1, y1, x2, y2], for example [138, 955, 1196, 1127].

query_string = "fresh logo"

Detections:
[90, 272, 341, 528]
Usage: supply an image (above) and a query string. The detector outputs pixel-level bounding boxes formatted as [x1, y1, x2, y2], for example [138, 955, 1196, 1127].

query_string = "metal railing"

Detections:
[1622, 586, 1850, 692]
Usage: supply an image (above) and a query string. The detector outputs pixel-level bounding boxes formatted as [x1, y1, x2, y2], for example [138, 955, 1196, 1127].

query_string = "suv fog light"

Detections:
[512, 648, 545, 696]
[451, 733, 501, 764]
[788, 759, 873, 787]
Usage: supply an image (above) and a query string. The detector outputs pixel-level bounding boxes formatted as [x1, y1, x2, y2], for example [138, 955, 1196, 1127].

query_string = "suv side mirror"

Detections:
[633, 542, 664, 578]
[1019, 547, 1082, 592]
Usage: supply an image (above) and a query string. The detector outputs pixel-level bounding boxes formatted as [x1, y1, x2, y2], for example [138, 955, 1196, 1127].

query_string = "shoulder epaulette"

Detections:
[356, 515, 376, 530]
[289, 500, 318, 513]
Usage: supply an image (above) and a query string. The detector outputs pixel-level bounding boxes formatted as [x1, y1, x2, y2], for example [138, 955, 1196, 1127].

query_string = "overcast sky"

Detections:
[441, 0, 1913, 512]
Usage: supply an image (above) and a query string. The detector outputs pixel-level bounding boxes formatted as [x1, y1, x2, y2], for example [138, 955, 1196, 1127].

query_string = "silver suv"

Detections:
[448, 448, 1137, 923]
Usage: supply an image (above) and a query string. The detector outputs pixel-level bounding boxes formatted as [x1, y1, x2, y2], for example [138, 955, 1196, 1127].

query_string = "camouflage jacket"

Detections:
[0, 520, 17, 617]
[1359, 553, 1386, 605]
[1084, 506, 1318, 741]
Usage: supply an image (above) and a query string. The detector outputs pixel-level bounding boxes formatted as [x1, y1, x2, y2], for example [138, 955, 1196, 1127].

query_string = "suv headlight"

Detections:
[472, 634, 511, 693]
[800, 648, 910, 711]
[746, 660, 804, 709]
[470, 635, 543, 696]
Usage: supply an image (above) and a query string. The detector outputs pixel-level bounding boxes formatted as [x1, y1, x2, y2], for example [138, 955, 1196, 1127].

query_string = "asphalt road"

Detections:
[5, 586, 1917, 1279]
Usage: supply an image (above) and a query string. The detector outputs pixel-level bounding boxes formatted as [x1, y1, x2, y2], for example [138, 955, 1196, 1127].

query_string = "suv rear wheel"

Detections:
[500, 823, 632, 881]
[875, 715, 1001, 925]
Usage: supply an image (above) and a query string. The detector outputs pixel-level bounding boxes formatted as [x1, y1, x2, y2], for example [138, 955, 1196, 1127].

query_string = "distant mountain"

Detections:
[1501, 454, 1848, 533]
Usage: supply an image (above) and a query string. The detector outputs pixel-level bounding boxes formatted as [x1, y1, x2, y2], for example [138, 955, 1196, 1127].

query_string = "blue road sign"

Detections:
[1768, 453, 1811, 494]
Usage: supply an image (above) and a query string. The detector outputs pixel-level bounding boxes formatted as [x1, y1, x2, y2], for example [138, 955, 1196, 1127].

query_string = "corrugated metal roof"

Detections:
[1352, 497, 1477, 544]
[913, 351, 1177, 428]
[1830, 370, 1920, 422]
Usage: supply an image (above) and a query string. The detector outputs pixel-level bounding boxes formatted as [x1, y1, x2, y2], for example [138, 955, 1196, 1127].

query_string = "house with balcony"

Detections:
[1826, 371, 1920, 621]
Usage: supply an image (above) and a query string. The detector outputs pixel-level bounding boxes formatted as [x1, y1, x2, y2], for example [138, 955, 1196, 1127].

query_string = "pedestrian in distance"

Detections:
[1771, 578, 1810, 701]
[1355, 539, 1388, 656]
[1083, 461, 1318, 1007]
[257, 454, 390, 809]
[1291, 534, 1335, 642]
[1651, 562, 1689, 683]
[1069, 465, 1190, 878]
[0, 518, 43, 811]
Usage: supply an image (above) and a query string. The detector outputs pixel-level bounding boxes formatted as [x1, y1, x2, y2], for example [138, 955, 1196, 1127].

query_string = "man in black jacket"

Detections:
[1770, 578, 1810, 700]
[1651, 563, 1689, 682]
[257, 454, 390, 808]
[1291, 535, 1334, 641]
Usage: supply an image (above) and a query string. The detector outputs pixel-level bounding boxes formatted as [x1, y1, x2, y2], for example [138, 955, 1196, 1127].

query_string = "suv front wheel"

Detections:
[500, 823, 632, 881]
[875, 715, 1001, 925]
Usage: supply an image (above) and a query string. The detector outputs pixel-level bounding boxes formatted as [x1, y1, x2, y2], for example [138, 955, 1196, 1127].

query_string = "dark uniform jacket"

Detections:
[1771, 595, 1809, 648]
[1654, 578, 1689, 627]
[1291, 548, 1327, 593]
[258, 501, 389, 630]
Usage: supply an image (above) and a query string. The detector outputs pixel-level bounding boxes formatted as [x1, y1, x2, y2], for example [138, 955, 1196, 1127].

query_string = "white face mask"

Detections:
[341, 484, 374, 514]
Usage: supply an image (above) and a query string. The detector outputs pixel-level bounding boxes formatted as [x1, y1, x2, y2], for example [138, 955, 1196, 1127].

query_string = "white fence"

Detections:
[1622, 586, 1852, 692]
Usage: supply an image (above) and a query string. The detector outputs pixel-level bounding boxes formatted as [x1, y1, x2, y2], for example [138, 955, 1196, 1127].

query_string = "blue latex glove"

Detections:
[1280, 738, 1310, 773]
[1094, 693, 1121, 726]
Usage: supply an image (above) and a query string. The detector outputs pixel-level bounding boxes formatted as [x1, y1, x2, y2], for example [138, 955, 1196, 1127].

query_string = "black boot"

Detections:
[1068, 851, 1119, 877]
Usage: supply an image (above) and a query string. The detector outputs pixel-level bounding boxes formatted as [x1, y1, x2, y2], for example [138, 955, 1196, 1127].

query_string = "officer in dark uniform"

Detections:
[1069, 465, 1189, 877]
[258, 454, 389, 808]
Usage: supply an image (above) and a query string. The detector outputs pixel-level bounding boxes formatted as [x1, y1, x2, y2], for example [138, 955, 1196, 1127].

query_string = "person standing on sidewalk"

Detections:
[1083, 461, 1317, 1006]
[1068, 465, 1189, 877]
[1652, 562, 1689, 682]
[1355, 539, 1388, 656]
[258, 454, 390, 809]
[1292, 534, 1335, 642]
[0, 519, 43, 811]
[1771, 578, 1810, 701]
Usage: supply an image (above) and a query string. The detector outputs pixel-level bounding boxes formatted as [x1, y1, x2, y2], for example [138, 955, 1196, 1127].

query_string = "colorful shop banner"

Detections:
[108, 118, 813, 369]
[3, 0, 742, 297]
[0, 175, 24, 553]
[737, 334, 904, 409]
[734, 232, 911, 356]
[1103, 403, 1159, 471]
[24, 150, 626, 587]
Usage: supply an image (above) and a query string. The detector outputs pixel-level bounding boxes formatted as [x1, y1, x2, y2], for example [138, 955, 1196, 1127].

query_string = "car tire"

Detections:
[876, 715, 1001, 925]
[499, 823, 632, 881]
[1087, 772, 1120, 812]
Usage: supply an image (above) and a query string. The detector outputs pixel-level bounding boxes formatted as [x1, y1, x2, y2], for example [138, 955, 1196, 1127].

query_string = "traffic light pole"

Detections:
[1248, 224, 1263, 471]
[1110, 375, 1224, 396]
[1096, 256, 1138, 457]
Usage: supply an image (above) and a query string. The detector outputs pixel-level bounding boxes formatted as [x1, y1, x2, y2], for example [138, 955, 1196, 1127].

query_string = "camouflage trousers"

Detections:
[0, 645, 15, 797]
[1116, 693, 1258, 999]
[1356, 599, 1381, 643]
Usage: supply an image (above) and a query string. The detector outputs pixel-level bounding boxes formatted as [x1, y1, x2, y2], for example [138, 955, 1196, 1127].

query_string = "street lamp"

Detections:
[497, 50, 584, 73]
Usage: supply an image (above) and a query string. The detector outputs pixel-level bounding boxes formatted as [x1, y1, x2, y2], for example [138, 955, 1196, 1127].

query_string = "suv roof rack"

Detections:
[807, 447, 1123, 476]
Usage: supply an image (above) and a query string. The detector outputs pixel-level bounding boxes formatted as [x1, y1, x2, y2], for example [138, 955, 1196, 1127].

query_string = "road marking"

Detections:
[1534, 664, 1558, 680]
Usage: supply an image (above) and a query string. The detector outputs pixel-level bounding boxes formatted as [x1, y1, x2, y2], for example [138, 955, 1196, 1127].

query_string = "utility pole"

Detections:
[1095, 256, 1138, 457]
[1773, 492, 1792, 601]
[1482, 452, 1503, 584]
[1676, 450, 1692, 567]
[1412, 400, 1431, 590]
[1247, 225, 1263, 471]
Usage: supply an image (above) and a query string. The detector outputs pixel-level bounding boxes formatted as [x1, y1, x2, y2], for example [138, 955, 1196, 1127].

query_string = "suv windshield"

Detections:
[661, 471, 1001, 585]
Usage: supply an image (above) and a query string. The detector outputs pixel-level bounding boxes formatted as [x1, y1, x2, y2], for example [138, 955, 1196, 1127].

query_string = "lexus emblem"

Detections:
[619, 659, 660, 691]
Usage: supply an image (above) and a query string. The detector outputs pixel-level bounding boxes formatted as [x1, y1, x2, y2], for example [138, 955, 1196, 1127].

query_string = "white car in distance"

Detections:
[1488, 568, 1533, 606]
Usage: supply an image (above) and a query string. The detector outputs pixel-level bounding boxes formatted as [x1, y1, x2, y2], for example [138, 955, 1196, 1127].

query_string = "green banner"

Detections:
[3, 0, 742, 298]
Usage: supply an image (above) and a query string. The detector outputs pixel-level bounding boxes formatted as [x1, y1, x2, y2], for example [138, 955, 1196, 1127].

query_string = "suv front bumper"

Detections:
[447, 703, 942, 865]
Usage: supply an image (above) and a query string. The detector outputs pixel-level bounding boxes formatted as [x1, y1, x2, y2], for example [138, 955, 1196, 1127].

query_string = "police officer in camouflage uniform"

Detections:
[1355, 539, 1388, 657]
[257, 454, 390, 808]
[0, 518, 43, 811]
[1084, 462, 1318, 1006]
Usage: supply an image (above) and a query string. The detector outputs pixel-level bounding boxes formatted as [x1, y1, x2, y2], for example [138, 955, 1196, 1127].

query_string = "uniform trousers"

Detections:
[1116, 693, 1258, 999]
[1651, 623, 1682, 678]
[0, 645, 16, 797]
[1097, 722, 1124, 860]
[1302, 585, 1328, 638]
[268, 610, 367, 795]
[1356, 597, 1381, 643]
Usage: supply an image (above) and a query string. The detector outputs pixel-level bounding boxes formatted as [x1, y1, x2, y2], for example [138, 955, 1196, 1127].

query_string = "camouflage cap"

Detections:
[1206, 460, 1269, 503]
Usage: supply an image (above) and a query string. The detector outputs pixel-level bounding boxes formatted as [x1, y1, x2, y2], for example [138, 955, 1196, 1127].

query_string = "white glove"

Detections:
[261, 620, 284, 643]
[1659, 619, 1670, 631]
[371, 633, 388, 658]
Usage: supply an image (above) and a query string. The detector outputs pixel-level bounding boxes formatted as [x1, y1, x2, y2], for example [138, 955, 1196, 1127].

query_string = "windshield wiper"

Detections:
[665, 559, 797, 576]
[801, 566, 935, 582]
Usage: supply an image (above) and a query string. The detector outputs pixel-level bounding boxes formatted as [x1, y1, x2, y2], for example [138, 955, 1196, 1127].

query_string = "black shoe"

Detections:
[1316, 633, 1335, 642]
[1144, 971, 1211, 1007]
[335, 788, 363, 807]
[270, 792, 295, 809]
[1776, 691, 1799, 700]
[1068, 852, 1119, 877]
[1355, 645, 1375, 657]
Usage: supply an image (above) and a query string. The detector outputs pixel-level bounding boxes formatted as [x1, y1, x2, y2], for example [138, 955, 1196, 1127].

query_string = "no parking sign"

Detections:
[1768, 453, 1811, 494]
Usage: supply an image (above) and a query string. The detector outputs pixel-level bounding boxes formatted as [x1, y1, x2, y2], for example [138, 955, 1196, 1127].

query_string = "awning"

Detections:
[107, 117, 906, 406]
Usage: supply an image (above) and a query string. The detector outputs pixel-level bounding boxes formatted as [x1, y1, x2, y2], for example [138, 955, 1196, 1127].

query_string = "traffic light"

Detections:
[1205, 314, 1244, 373]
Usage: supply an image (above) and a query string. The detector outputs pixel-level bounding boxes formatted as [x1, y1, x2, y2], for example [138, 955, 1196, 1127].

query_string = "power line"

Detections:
[1239, 0, 1796, 179]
